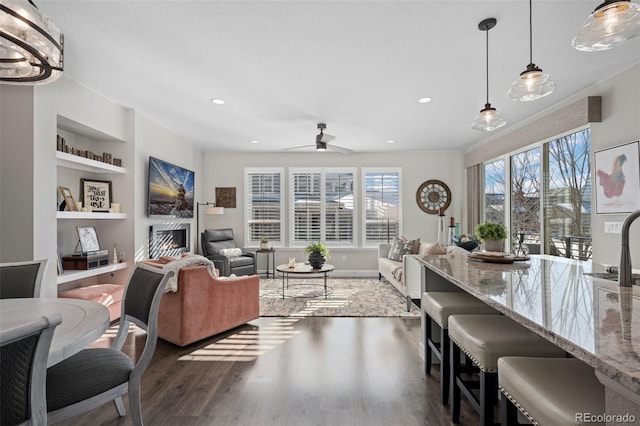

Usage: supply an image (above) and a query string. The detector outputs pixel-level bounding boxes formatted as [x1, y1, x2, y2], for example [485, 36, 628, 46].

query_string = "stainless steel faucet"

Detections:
[619, 209, 640, 287]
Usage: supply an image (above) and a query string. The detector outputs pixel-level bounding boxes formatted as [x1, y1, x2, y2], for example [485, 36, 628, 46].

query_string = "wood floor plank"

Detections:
[52, 317, 478, 426]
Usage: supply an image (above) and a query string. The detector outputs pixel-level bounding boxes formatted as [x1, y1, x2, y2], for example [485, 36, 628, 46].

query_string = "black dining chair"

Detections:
[0, 259, 47, 299]
[0, 313, 62, 426]
[46, 264, 174, 426]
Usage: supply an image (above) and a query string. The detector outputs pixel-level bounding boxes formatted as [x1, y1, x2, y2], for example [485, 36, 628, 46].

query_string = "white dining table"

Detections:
[0, 298, 110, 367]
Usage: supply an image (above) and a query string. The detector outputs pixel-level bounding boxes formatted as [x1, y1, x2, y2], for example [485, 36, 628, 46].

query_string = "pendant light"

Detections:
[472, 18, 506, 132]
[0, 0, 64, 84]
[573, 0, 640, 51]
[508, 0, 555, 101]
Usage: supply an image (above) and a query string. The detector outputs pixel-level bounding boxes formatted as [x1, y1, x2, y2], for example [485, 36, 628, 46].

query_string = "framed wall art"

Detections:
[215, 187, 237, 208]
[81, 178, 112, 212]
[594, 141, 640, 214]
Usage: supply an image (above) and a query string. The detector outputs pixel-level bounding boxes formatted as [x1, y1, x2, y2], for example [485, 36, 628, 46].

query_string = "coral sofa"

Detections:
[144, 258, 260, 347]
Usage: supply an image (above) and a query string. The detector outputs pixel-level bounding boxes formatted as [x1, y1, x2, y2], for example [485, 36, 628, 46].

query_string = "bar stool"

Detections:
[498, 357, 605, 426]
[448, 315, 566, 426]
[422, 291, 499, 405]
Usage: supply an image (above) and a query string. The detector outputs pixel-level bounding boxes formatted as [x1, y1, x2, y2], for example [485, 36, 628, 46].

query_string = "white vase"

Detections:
[483, 239, 503, 252]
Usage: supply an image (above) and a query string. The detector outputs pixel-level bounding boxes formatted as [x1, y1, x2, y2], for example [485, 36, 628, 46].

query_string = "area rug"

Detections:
[260, 277, 420, 317]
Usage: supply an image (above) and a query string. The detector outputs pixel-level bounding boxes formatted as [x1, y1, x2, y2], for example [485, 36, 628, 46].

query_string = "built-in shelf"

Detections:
[56, 151, 127, 174]
[57, 211, 127, 220]
[57, 262, 128, 285]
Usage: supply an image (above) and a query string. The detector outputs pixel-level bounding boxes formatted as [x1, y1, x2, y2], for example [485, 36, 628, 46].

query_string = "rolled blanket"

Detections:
[160, 255, 216, 292]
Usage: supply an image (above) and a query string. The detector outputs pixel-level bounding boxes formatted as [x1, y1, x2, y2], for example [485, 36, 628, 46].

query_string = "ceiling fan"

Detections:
[284, 123, 353, 154]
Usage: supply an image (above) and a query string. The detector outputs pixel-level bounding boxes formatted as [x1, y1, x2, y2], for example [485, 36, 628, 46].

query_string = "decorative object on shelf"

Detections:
[572, 0, 640, 51]
[304, 241, 330, 269]
[113, 158, 122, 167]
[475, 222, 507, 252]
[507, 0, 555, 101]
[103, 153, 112, 164]
[416, 179, 451, 214]
[56, 135, 65, 151]
[594, 140, 640, 214]
[471, 18, 506, 131]
[195, 201, 224, 254]
[58, 186, 78, 211]
[0, 0, 64, 84]
[80, 178, 112, 212]
[215, 187, 237, 208]
[111, 203, 121, 213]
[260, 237, 270, 250]
[112, 244, 118, 264]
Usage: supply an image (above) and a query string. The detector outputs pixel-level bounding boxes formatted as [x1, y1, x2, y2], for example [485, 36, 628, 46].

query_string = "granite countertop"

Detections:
[418, 254, 640, 396]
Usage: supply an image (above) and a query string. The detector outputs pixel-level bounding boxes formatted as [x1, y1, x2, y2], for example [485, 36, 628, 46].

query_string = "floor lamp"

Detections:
[196, 202, 224, 254]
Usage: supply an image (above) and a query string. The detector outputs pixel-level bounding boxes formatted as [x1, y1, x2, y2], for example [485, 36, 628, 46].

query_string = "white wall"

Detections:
[202, 150, 464, 273]
[133, 112, 202, 262]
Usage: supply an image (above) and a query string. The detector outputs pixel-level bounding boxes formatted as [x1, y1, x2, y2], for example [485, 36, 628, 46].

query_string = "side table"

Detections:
[256, 248, 276, 278]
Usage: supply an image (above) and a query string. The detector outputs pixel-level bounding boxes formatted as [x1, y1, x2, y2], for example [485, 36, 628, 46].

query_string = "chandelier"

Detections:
[0, 0, 63, 84]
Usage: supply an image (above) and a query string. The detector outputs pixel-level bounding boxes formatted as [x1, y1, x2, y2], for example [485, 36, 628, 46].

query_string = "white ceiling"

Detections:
[39, 1, 640, 153]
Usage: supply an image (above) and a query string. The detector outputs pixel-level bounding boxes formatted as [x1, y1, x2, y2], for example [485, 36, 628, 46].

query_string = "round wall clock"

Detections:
[416, 179, 451, 214]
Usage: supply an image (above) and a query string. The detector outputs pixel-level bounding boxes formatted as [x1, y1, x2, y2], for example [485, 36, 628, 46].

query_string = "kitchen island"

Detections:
[418, 253, 640, 419]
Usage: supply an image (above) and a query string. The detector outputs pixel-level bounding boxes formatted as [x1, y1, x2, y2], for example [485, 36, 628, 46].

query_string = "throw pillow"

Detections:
[399, 235, 421, 254]
[387, 237, 417, 262]
[219, 248, 242, 257]
[422, 242, 448, 257]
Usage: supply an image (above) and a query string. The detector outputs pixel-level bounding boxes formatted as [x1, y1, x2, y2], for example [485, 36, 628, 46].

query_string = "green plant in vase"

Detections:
[260, 237, 269, 250]
[304, 241, 331, 269]
[474, 222, 507, 252]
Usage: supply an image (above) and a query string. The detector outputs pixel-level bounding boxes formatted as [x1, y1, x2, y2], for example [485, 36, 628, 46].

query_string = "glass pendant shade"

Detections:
[508, 63, 556, 101]
[0, 0, 63, 84]
[472, 18, 506, 132]
[472, 103, 507, 131]
[573, 0, 640, 51]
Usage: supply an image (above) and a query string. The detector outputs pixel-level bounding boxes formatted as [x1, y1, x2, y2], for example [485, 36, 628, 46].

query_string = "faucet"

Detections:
[619, 209, 640, 287]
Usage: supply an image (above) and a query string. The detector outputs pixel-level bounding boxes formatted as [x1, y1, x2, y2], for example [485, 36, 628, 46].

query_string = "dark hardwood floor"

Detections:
[53, 317, 478, 426]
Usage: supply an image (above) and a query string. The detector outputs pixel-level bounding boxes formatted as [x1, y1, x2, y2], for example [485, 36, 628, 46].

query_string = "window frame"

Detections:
[361, 167, 402, 248]
[244, 167, 285, 247]
[288, 167, 357, 248]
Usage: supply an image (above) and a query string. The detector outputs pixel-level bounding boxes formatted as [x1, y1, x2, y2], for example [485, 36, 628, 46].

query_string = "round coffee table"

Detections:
[275, 263, 334, 299]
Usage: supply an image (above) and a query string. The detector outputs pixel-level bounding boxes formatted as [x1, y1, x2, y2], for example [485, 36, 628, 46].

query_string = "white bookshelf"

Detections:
[57, 211, 127, 220]
[56, 151, 126, 174]
[57, 262, 128, 284]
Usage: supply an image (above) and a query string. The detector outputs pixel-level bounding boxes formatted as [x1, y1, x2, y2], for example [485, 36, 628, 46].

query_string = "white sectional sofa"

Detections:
[378, 241, 467, 310]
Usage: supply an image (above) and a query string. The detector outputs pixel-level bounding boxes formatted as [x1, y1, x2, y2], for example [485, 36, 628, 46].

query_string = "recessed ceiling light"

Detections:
[418, 97, 432, 104]
[387, 140, 396, 144]
[251, 140, 259, 144]
[210, 98, 225, 105]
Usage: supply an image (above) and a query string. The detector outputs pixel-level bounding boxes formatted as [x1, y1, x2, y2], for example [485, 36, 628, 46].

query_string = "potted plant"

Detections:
[304, 241, 331, 269]
[260, 237, 269, 250]
[474, 222, 507, 252]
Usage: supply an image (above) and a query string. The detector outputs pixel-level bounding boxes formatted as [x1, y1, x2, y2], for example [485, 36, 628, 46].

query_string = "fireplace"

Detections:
[149, 223, 190, 258]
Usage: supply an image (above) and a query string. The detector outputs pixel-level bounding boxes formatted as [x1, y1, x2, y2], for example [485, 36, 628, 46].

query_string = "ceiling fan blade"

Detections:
[318, 133, 336, 143]
[327, 144, 353, 154]
[282, 144, 314, 151]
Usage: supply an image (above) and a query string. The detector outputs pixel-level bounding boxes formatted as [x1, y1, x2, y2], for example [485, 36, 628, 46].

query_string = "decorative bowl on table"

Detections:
[452, 235, 479, 252]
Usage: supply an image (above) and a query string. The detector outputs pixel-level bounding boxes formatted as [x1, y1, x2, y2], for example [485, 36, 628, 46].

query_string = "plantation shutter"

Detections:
[364, 169, 400, 245]
[246, 168, 283, 245]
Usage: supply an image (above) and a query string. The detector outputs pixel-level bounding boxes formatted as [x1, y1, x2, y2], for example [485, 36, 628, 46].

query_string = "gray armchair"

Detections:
[201, 228, 257, 277]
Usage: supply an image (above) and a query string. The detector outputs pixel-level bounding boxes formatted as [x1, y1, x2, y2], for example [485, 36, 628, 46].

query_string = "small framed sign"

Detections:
[81, 178, 112, 212]
[58, 186, 78, 211]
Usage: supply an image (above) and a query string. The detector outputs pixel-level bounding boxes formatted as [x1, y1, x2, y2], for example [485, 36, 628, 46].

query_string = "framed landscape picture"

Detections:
[594, 141, 640, 214]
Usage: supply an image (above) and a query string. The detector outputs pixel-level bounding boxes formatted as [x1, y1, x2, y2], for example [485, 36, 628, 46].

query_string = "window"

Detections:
[290, 168, 355, 247]
[483, 127, 591, 259]
[363, 169, 401, 246]
[543, 129, 591, 260]
[484, 159, 505, 224]
[245, 168, 283, 245]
